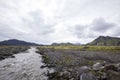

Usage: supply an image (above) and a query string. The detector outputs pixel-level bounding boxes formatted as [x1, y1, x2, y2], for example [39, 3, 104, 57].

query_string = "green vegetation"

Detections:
[40, 46, 83, 50]
[84, 46, 120, 52]
[39, 45, 120, 52]
[87, 36, 120, 46]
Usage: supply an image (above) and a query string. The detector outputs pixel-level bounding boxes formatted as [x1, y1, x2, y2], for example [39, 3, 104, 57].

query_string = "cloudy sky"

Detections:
[0, 0, 120, 44]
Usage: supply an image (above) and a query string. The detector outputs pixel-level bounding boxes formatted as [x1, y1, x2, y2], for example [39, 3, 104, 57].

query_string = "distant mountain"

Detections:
[0, 39, 42, 46]
[51, 42, 75, 46]
[71, 42, 82, 46]
[87, 36, 120, 46]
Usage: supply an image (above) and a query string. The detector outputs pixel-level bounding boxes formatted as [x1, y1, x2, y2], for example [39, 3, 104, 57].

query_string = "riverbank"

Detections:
[0, 47, 54, 80]
[0, 46, 29, 60]
[37, 47, 120, 80]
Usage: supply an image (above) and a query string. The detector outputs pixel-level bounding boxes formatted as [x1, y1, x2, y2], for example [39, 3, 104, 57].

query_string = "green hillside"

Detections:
[87, 36, 120, 46]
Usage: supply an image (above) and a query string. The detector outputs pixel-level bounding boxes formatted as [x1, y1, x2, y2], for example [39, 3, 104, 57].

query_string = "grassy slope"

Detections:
[87, 36, 120, 46]
[40, 45, 120, 53]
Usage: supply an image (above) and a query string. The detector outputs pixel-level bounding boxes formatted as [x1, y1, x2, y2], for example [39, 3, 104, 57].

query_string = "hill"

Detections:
[87, 36, 120, 46]
[0, 39, 42, 46]
[51, 42, 74, 46]
[51, 42, 82, 46]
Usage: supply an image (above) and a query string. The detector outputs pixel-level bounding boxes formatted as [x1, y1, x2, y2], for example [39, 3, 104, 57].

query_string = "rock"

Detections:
[80, 66, 91, 73]
[102, 61, 107, 66]
[41, 64, 55, 68]
[36, 51, 44, 55]
[104, 64, 118, 71]
[80, 72, 97, 80]
[48, 71, 71, 80]
[107, 70, 120, 80]
[93, 62, 103, 71]
[115, 63, 120, 71]
[60, 70, 70, 76]
[101, 72, 107, 79]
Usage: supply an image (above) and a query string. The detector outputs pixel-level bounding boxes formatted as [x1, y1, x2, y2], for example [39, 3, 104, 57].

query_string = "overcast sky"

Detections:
[0, 0, 120, 44]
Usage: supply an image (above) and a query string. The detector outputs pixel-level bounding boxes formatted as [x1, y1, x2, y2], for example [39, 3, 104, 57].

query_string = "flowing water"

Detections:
[0, 47, 54, 80]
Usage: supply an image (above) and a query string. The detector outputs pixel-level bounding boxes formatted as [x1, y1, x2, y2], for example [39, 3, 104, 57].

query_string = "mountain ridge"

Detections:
[51, 42, 81, 46]
[87, 36, 120, 46]
[0, 39, 42, 46]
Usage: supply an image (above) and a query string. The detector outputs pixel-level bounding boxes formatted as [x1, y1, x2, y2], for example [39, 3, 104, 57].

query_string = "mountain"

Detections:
[87, 36, 120, 46]
[72, 43, 82, 46]
[0, 39, 42, 46]
[51, 42, 82, 46]
[51, 42, 75, 46]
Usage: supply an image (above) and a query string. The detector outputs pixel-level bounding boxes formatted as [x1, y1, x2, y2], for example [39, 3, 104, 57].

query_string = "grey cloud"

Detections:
[114, 31, 120, 36]
[0, 3, 54, 43]
[0, 0, 120, 44]
[74, 24, 97, 38]
[91, 18, 115, 32]
[0, 22, 22, 39]
[74, 25, 87, 38]
[110, 26, 120, 36]
[73, 18, 117, 39]
[73, 24, 98, 39]
[22, 11, 54, 35]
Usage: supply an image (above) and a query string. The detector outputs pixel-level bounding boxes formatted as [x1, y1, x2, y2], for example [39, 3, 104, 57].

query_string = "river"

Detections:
[0, 47, 54, 80]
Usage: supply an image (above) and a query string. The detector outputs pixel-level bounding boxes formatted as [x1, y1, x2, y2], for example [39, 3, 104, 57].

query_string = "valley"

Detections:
[0, 36, 120, 80]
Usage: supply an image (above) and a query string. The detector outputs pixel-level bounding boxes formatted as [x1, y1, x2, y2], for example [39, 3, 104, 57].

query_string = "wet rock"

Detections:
[104, 64, 118, 71]
[95, 72, 107, 80]
[101, 72, 107, 80]
[107, 70, 120, 80]
[115, 63, 120, 71]
[48, 72, 68, 80]
[36, 51, 44, 55]
[41, 64, 56, 68]
[60, 70, 71, 78]
[47, 69, 74, 80]
[80, 72, 97, 80]
[69, 78, 74, 80]
[93, 62, 103, 71]
[80, 62, 120, 80]
[102, 61, 107, 66]
[80, 66, 91, 73]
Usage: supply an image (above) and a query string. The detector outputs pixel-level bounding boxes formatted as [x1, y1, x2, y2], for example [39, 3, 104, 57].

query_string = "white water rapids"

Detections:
[0, 47, 54, 80]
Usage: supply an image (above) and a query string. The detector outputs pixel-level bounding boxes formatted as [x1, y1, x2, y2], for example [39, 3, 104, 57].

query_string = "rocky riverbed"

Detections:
[0, 47, 54, 80]
[37, 47, 120, 80]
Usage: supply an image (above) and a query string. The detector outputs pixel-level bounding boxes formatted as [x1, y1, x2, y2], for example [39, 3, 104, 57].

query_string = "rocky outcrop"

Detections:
[80, 62, 120, 80]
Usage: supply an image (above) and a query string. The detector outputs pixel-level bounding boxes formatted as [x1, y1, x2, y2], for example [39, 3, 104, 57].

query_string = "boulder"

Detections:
[80, 72, 97, 80]
[93, 62, 103, 71]
[115, 63, 120, 71]
[107, 70, 120, 80]
[104, 64, 118, 71]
